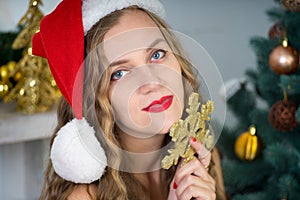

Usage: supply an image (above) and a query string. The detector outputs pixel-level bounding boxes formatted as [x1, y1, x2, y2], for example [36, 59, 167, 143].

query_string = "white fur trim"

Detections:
[82, 0, 166, 35]
[51, 118, 107, 183]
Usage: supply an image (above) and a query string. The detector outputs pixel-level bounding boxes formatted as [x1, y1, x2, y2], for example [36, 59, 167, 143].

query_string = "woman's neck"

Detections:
[118, 130, 167, 172]
[118, 130, 166, 153]
[118, 130, 169, 199]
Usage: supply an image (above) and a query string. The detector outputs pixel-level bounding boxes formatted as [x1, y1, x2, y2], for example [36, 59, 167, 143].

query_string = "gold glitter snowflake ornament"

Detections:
[161, 92, 214, 169]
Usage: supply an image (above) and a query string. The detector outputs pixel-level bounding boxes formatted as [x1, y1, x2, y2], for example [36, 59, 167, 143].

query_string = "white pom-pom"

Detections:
[51, 118, 107, 183]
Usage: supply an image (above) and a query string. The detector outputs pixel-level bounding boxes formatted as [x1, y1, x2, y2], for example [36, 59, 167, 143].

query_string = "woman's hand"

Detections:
[167, 138, 216, 200]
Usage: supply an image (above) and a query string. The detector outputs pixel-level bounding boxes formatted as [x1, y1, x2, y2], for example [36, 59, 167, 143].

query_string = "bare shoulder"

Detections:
[67, 184, 97, 200]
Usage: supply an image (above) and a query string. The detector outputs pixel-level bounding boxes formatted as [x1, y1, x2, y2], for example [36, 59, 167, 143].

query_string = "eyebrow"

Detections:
[109, 59, 129, 68]
[146, 38, 166, 52]
[109, 38, 166, 68]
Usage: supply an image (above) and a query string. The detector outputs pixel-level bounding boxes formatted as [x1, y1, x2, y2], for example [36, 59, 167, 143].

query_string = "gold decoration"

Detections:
[161, 92, 214, 169]
[0, 82, 9, 98]
[3, 0, 60, 114]
[0, 65, 9, 81]
[0, 61, 17, 98]
[234, 125, 262, 161]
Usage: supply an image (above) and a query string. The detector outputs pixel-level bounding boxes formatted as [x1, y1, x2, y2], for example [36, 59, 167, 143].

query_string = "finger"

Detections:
[176, 176, 216, 200]
[168, 179, 178, 200]
[190, 137, 211, 167]
[175, 158, 211, 184]
[176, 174, 215, 197]
[180, 185, 216, 200]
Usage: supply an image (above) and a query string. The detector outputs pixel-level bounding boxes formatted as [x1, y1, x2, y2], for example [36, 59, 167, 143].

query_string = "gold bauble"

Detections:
[7, 61, 17, 73]
[0, 65, 9, 81]
[234, 125, 262, 161]
[0, 82, 9, 98]
[14, 72, 23, 81]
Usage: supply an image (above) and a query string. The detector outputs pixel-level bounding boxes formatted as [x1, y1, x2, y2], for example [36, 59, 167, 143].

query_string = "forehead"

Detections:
[104, 9, 158, 41]
[102, 9, 166, 63]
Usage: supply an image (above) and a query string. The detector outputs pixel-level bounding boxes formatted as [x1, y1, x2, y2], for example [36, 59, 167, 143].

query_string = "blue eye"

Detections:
[150, 50, 166, 62]
[111, 70, 129, 81]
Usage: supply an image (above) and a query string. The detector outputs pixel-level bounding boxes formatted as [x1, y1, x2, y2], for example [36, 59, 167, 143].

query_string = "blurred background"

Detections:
[0, 0, 276, 199]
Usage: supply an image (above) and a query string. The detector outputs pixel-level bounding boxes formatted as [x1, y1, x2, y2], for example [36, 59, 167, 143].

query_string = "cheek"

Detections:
[108, 89, 112, 102]
[110, 87, 149, 129]
[128, 95, 151, 127]
[109, 84, 128, 120]
[169, 54, 182, 74]
[108, 82, 116, 101]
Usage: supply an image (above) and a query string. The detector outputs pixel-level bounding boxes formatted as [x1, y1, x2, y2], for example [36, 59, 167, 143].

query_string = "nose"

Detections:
[135, 65, 164, 95]
[139, 82, 163, 95]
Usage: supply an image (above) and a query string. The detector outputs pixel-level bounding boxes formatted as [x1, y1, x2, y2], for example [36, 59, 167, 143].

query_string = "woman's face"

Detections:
[102, 9, 184, 138]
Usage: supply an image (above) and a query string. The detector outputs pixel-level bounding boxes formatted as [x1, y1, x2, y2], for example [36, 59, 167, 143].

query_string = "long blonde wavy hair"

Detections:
[40, 7, 198, 200]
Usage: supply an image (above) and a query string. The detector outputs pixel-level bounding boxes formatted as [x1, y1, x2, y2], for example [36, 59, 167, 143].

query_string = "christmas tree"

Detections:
[1, 0, 60, 114]
[218, 0, 300, 199]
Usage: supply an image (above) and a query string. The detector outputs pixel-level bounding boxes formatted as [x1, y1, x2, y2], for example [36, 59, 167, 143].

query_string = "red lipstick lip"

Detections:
[142, 95, 174, 113]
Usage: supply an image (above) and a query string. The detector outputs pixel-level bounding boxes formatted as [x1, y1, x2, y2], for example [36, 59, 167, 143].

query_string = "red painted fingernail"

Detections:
[173, 181, 178, 189]
[192, 137, 197, 142]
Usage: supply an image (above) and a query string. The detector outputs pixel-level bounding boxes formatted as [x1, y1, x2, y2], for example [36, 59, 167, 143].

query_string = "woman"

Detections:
[33, 0, 226, 199]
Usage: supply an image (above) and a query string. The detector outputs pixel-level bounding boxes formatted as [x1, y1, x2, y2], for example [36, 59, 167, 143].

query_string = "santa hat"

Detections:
[32, 0, 165, 183]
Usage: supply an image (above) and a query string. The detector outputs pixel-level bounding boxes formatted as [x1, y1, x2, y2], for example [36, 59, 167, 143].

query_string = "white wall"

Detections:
[0, 140, 49, 200]
[163, 0, 275, 81]
[0, 0, 276, 199]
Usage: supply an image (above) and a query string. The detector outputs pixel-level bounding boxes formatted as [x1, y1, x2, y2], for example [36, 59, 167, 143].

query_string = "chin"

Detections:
[159, 114, 181, 134]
